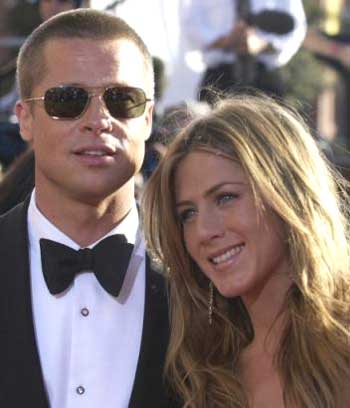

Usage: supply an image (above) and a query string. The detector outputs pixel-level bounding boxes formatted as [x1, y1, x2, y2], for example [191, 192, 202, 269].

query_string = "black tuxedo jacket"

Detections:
[0, 198, 176, 407]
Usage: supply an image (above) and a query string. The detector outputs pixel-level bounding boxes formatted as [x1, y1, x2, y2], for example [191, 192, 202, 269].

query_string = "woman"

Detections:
[142, 94, 350, 407]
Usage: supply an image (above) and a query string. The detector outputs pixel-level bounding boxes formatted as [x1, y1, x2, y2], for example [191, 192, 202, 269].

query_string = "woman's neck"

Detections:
[242, 269, 291, 348]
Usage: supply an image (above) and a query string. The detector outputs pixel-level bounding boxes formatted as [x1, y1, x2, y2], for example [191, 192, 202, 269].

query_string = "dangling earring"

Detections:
[208, 281, 214, 325]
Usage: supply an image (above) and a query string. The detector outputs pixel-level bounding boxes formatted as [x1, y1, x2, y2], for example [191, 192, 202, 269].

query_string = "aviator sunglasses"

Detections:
[23, 86, 152, 120]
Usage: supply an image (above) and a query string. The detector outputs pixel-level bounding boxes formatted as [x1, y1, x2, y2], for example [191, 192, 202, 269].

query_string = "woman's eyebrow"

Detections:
[175, 181, 246, 208]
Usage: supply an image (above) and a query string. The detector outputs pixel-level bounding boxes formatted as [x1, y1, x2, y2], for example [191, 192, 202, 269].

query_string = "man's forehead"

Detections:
[44, 36, 142, 54]
[42, 38, 146, 73]
[43, 37, 149, 70]
[36, 37, 153, 94]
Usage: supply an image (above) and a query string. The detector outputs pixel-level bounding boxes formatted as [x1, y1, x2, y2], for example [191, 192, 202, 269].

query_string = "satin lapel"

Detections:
[0, 197, 49, 407]
[129, 256, 171, 408]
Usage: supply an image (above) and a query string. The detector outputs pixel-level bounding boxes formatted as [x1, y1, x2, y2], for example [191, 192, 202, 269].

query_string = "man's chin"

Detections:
[70, 180, 135, 207]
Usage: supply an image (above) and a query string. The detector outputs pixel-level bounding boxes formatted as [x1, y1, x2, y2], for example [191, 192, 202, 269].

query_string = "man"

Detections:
[183, 0, 306, 102]
[0, 9, 172, 407]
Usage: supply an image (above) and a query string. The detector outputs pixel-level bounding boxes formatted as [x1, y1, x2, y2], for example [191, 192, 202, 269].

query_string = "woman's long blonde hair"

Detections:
[142, 94, 350, 407]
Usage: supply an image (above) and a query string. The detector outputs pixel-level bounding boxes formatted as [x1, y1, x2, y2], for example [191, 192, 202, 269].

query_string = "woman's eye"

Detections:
[217, 193, 238, 205]
[178, 208, 196, 224]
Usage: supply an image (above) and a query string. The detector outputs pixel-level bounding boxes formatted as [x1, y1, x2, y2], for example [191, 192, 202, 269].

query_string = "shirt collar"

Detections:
[27, 189, 140, 250]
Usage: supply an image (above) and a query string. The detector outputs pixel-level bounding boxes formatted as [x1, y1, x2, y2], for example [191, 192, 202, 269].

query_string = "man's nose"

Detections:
[81, 94, 113, 134]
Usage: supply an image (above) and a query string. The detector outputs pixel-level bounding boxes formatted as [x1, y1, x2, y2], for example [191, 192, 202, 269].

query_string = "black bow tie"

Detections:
[40, 235, 134, 296]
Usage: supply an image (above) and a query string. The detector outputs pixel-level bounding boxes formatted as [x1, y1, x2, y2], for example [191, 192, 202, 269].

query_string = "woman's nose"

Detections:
[196, 210, 225, 243]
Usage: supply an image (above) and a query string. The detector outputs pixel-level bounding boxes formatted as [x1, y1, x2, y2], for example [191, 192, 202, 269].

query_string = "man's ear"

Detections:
[144, 102, 154, 142]
[15, 101, 34, 142]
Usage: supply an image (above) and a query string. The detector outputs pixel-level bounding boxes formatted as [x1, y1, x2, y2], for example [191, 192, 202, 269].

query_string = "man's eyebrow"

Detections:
[58, 82, 126, 88]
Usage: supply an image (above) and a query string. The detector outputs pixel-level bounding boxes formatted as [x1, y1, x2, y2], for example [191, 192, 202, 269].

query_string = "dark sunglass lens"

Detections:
[44, 87, 88, 119]
[104, 87, 147, 119]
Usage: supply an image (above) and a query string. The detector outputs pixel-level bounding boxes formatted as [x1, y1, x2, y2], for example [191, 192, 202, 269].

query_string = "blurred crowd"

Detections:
[0, 0, 349, 210]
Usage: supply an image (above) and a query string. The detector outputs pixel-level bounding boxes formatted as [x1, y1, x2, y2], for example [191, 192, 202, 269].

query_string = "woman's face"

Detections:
[174, 150, 290, 305]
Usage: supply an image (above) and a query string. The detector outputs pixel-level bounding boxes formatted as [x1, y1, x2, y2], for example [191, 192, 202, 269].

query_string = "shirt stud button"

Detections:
[81, 308, 89, 317]
[76, 385, 85, 395]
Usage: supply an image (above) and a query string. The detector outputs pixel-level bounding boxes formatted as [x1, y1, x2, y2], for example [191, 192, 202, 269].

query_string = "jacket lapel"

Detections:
[129, 256, 173, 407]
[0, 197, 49, 407]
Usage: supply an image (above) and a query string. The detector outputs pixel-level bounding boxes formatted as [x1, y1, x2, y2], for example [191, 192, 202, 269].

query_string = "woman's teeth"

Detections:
[211, 245, 244, 264]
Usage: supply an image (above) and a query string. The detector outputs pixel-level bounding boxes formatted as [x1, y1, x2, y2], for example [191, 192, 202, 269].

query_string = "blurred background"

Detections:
[0, 0, 348, 180]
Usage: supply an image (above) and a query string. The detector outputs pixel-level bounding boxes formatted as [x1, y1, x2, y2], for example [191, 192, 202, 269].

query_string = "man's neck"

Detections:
[34, 182, 135, 247]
